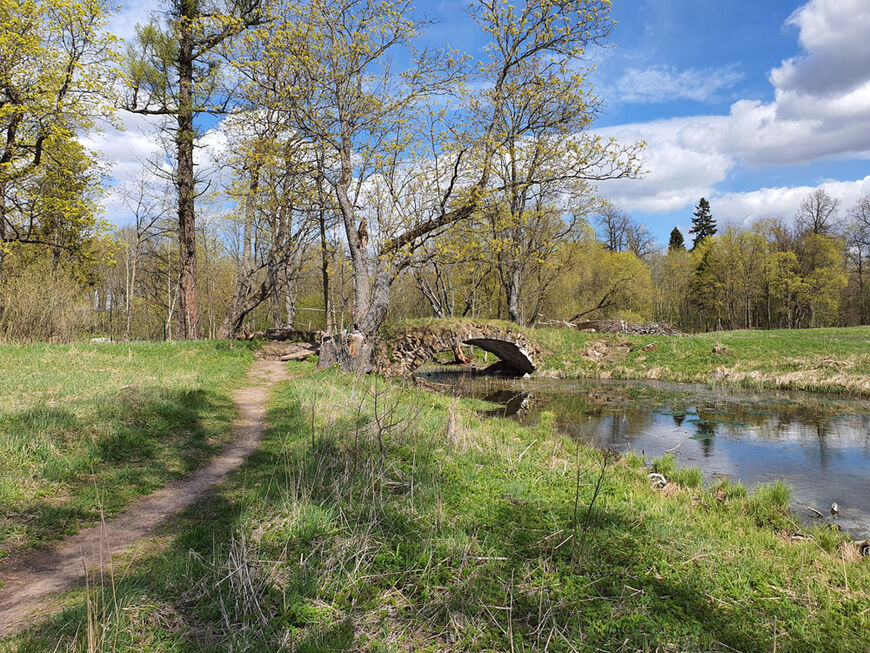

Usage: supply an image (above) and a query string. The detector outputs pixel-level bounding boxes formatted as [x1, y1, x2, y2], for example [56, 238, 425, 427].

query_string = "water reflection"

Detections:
[423, 369, 870, 539]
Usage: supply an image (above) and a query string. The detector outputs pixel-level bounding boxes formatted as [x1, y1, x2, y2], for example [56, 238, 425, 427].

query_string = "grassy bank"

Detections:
[0, 341, 253, 557]
[6, 362, 866, 651]
[534, 326, 870, 395]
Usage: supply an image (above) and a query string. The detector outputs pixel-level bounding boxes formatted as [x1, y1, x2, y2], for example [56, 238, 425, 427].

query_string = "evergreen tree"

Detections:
[690, 198, 716, 249]
[668, 227, 685, 251]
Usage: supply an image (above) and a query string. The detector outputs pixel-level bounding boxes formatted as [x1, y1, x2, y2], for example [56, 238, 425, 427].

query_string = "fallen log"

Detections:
[278, 343, 319, 361]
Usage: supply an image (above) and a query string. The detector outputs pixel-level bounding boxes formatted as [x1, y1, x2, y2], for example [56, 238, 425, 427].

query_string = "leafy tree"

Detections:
[542, 234, 652, 323]
[690, 197, 716, 249]
[668, 227, 685, 251]
[652, 247, 693, 325]
[689, 241, 722, 329]
[122, 0, 265, 339]
[237, 0, 640, 371]
[0, 0, 114, 260]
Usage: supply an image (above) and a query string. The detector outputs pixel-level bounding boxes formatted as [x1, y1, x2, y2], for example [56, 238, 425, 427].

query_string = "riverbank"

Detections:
[533, 326, 870, 396]
[5, 361, 867, 651]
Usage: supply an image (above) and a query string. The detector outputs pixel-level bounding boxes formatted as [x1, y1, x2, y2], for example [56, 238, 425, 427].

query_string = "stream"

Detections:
[418, 369, 870, 539]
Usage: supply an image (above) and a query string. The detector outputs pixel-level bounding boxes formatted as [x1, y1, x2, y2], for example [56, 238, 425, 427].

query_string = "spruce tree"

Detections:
[668, 227, 685, 251]
[690, 197, 716, 249]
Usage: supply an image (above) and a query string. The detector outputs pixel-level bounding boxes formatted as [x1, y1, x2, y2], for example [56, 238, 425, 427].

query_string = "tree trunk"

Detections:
[124, 242, 138, 341]
[506, 266, 522, 325]
[284, 271, 296, 327]
[176, 15, 198, 340]
[222, 167, 259, 338]
[316, 167, 332, 332]
[317, 266, 393, 374]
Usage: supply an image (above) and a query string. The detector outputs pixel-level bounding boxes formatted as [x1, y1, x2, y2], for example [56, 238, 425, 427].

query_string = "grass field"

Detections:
[534, 326, 870, 395]
[0, 341, 253, 558]
[5, 361, 867, 651]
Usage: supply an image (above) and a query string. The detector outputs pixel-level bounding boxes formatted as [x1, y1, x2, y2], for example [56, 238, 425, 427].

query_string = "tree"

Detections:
[552, 238, 652, 322]
[0, 0, 114, 263]
[216, 111, 317, 339]
[690, 198, 716, 249]
[117, 172, 171, 341]
[625, 220, 655, 261]
[668, 227, 685, 251]
[845, 195, 870, 322]
[240, 0, 640, 371]
[795, 188, 840, 236]
[689, 241, 722, 330]
[122, 0, 265, 339]
[596, 205, 630, 252]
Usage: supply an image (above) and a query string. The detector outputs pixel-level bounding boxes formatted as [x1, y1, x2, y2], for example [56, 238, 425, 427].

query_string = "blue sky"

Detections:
[97, 0, 870, 243]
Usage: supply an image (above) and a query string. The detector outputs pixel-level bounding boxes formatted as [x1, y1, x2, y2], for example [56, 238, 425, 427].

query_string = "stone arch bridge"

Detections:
[376, 321, 541, 377]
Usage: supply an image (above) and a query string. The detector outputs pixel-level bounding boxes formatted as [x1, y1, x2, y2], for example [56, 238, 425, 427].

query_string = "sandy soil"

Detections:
[0, 358, 288, 637]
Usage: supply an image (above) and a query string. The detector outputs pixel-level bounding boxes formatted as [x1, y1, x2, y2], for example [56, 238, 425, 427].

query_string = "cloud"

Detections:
[107, 1, 160, 43]
[772, 0, 870, 97]
[713, 176, 870, 226]
[596, 0, 870, 216]
[595, 116, 732, 212]
[612, 65, 743, 104]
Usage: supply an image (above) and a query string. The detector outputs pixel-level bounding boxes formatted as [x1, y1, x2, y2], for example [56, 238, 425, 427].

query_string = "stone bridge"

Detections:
[377, 321, 541, 377]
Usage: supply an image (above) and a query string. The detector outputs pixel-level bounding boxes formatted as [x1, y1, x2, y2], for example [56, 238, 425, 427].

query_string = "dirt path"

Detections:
[0, 358, 288, 637]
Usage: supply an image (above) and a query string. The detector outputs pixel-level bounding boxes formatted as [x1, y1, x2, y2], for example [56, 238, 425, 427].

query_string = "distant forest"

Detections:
[1, 0, 868, 343]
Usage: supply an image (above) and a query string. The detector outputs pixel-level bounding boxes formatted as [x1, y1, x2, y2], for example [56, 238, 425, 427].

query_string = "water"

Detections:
[419, 369, 870, 539]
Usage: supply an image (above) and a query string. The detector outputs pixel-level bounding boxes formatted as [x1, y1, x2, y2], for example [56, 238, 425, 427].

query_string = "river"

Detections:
[419, 369, 870, 539]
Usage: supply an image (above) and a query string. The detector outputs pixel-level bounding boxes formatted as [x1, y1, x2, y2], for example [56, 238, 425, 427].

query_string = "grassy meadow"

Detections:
[4, 360, 867, 652]
[0, 341, 253, 558]
[533, 326, 870, 395]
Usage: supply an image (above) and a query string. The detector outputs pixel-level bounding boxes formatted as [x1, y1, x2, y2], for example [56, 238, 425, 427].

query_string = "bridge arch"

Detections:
[377, 321, 540, 377]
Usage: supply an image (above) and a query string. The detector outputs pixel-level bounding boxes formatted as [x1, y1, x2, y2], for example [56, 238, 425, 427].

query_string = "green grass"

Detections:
[0, 341, 253, 556]
[6, 361, 867, 651]
[534, 326, 870, 396]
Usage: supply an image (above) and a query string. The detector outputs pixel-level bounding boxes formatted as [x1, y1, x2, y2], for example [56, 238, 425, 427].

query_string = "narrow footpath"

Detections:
[0, 358, 288, 636]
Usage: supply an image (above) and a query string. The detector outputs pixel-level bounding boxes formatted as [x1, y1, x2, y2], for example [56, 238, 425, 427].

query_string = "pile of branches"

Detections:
[538, 319, 683, 336]
[581, 320, 684, 336]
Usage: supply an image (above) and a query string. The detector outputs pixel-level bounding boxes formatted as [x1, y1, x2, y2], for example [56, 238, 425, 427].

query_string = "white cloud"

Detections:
[772, 0, 870, 97]
[107, 1, 161, 43]
[612, 65, 743, 104]
[713, 176, 870, 226]
[595, 117, 732, 212]
[596, 0, 870, 217]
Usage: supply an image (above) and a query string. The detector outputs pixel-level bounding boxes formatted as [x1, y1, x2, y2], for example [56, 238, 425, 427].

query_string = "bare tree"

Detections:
[846, 195, 870, 323]
[118, 172, 171, 340]
[795, 188, 841, 235]
[596, 206, 630, 252]
[625, 221, 655, 261]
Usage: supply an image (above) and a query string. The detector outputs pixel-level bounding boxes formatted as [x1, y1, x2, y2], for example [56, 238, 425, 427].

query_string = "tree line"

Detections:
[1, 0, 867, 361]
